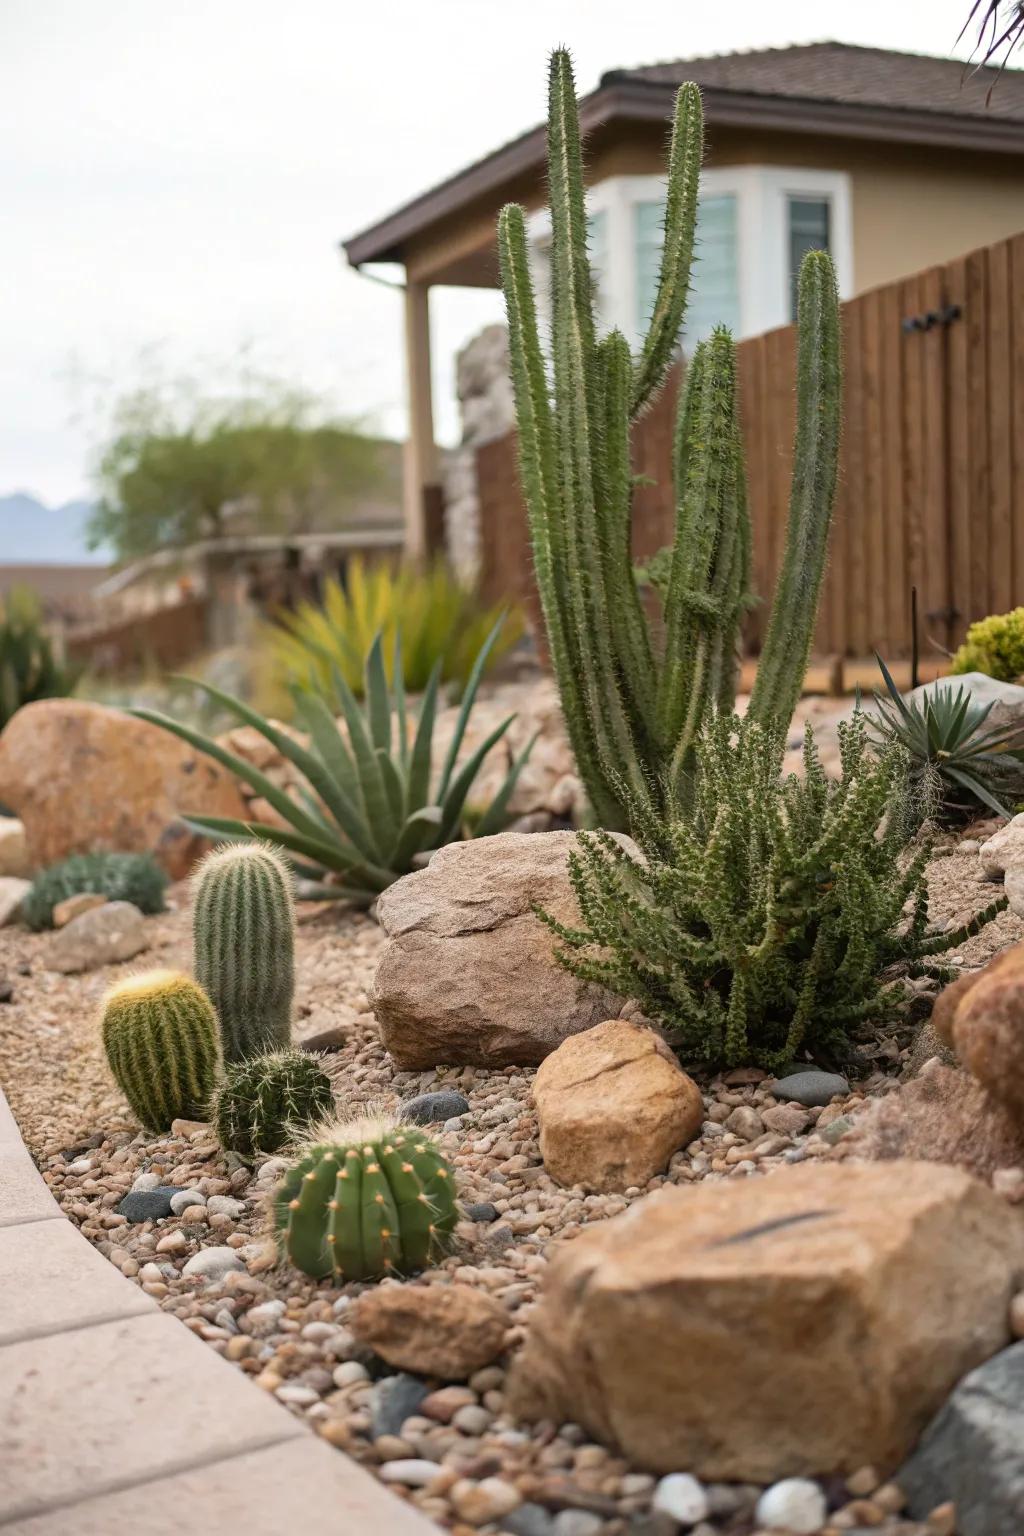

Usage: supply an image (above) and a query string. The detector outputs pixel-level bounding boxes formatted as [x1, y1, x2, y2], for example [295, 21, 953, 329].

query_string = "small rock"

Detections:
[421, 1385, 477, 1422]
[464, 1202, 500, 1223]
[821, 1115, 855, 1145]
[206, 1194, 245, 1220]
[652, 1472, 710, 1524]
[275, 1383, 320, 1407]
[0, 877, 30, 928]
[762, 1103, 812, 1136]
[450, 1475, 521, 1524]
[131, 1171, 163, 1192]
[181, 1245, 244, 1281]
[52, 890, 108, 927]
[552, 1515, 602, 1536]
[402, 1090, 471, 1124]
[155, 1230, 187, 1254]
[44, 900, 149, 974]
[117, 1187, 179, 1222]
[724, 1106, 763, 1141]
[353, 1283, 509, 1380]
[501, 1505, 555, 1536]
[755, 1478, 827, 1532]
[378, 1460, 442, 1488]
[332, 1360, 369, 1388]
[299, 1024, 349, 1053]
[246, 1300, 286, 1332]
[371, 1373, 430, 1438]
[769, 1070, 850, 1107]
[169, 1187, 206, 1215]
[170, 1118, 209, 1137]
[0, 818, 29, 878]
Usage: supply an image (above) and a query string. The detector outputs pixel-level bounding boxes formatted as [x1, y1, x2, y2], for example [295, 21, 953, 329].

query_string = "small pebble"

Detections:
[206, 1194, 245, 1220]
[117, 1187, 179, 1222]
[130, 1171, 162, 1193]
[552, 1513, 603, 1536]
[181, 1246, 244, 1281]
[770, 1071, 850, 1107]
[378, 1459, 442, 1488]
[652, 1472, 710, 1524]
[402, 1090, 471, 1125]
[169, 1187, 206, 1215]
[464, 1202, 500, 1223]
[755, 1477, 827, 1533]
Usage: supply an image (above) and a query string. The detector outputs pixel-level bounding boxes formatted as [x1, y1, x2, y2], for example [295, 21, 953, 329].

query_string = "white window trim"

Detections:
[527, 166, 853, 347]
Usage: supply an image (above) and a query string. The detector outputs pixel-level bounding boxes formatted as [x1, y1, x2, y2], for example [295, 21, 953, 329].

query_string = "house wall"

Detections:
[403, 119, 1024, 297]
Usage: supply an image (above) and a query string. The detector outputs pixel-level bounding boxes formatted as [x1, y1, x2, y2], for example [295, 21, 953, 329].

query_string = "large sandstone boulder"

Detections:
[0, 700, 247, 879]
[980, 812, 1024, 878]
[507, 1161, 1024, 1480]
[839, 1066, 1024, 1180]
[534, 1019, 703, 1192]
[372, 832, 629, 1068]
[929, 943, 1024, 1117]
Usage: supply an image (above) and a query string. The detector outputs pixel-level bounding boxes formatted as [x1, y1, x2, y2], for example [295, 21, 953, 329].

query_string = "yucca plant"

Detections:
[267, 557, 523, 700]
[0, 586, 78, 730]
[870, 654, 1024, 820]
[131, 622, 536, 902]
[497, 50, 841, 828]
[539, 712, 1005, 1070]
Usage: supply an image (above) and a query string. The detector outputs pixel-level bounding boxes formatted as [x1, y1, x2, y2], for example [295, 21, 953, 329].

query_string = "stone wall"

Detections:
[443, 324, 514, 586]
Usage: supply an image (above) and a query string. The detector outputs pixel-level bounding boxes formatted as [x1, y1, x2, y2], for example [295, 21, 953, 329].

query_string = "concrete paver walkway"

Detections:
[0, 1084, 436, 1533]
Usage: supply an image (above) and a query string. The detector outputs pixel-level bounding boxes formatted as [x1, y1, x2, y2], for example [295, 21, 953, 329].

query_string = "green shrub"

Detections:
[497, 51, 841, 827]
[267, 557, 523, 700]
[193, 842, 295, 1062]
[870, 654, 1024, 820]
[275, 1115, 459, 1280]
[213, 1050, 334, 1156]
[101, 970, 219, 1131]
[951, 608, 1024, 683]
[132, 623, 536, 903]
[538, 713, 1004, 1071]
[23, 850, 168, 931]
[0, 586, 78, 730]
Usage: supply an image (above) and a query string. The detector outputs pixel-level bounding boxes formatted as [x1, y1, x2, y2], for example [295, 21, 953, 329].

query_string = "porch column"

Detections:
[402, 279, 443, 564]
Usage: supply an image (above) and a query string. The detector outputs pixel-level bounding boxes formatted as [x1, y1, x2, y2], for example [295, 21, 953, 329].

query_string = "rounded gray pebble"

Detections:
[181, 1245, 245, 1280]
[401, 1090, 471, 1125]
[169, 1187, 206, 1216]
[117, 1187, 178, 1222]
[770, 1070, 850, 1107]
[464, 1202, 500, 1223]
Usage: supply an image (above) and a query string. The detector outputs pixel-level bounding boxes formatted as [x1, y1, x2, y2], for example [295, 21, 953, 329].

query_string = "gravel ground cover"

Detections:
[0, 839, 1015, 1536]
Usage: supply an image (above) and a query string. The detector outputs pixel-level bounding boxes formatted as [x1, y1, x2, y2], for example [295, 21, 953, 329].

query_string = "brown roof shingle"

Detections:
[607, 41, 1024, 123]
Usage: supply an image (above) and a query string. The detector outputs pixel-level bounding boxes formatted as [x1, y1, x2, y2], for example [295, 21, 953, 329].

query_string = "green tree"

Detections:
[86, 367, 388, 562]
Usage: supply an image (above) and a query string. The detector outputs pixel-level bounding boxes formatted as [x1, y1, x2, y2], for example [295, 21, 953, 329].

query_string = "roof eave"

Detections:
[342, 77, 1024, 267]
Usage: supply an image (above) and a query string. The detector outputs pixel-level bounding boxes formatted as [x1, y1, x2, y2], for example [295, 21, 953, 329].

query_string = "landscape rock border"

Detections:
[0, 1081, 435, 1534]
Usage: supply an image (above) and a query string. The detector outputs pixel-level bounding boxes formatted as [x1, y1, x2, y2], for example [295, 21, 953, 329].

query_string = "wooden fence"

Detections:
[66, 596, 209, 675]
[476, 230, 1024, 659]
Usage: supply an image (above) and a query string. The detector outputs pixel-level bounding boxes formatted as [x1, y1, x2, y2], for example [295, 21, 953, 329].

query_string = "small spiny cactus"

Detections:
[193, 841, 295, 1062]
[275, 1115, 459, 1281]
[101, 970, 219, 1131]
[213, 1050, 335, 1157]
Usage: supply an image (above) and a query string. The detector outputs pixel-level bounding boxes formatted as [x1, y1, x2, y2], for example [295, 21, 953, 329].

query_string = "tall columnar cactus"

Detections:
[101, 970, 219, 1131]
[213, 1050, 335, 1157]
[497, 49, 841, 825]
[275, 1116, 459, 1281]
[193, 842, 295, 1062]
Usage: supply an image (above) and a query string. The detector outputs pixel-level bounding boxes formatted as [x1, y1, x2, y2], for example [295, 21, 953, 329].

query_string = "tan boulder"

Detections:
[372, 832, 630, 1068]
[0, 700, 248, 879]
[980, 812, 1024, 878]
[842, 1065, 1024, 1180]
[351, 1283, 509, 1380]
[507, 1161, 1024, 1480]
[534, 1020, 703, 1192]
[948, 946, 1024, 1116]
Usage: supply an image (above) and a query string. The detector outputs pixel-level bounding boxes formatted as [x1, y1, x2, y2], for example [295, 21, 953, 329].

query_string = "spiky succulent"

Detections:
[101, 970, 220, 1131]
[0, 585, 78, 730]
[951, 607, 1024, 682]
[193, 842, 295, 1063]
[539, 712, 1006, 1070]
[23, 850, 167, 931]
[132, 622, 535, 903]
[275, 1115, 459, 1281]
[213, 1050, 335, 1157]
[497, 49, 841, 826]
[870, 654, 1024, 820]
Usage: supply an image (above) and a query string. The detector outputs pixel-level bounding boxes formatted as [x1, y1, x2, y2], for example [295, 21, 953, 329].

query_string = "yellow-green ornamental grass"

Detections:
[100, 969, 219, 1132]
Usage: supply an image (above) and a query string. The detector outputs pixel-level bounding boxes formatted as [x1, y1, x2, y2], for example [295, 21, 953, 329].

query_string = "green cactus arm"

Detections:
[748, 249, 841, 734]
[360, 1152, 401, 1276]
[631, 82, 703, 416]
[284, 1152, 337, 1278]
[379, 1136, 434, 1271]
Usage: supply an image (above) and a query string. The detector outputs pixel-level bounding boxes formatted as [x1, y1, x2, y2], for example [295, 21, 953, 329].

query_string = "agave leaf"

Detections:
[390, 805, 444, 870]
[437, 614, 506, 800]
[331, 665, 398, 852]
[942, 764, 1013, 819]
[392, 632, 409, 771]
[377, 749, 405, 829]
[286, 691, 383, 863]
[874, 652, 914, 725]
[407, 660, 442, 814]
[130, 704, 330, 845]
[473, 728, 541, 839]
[178, 812, 391, 881]
[437, 714, 516, 844]
[365, 633, 392, 755]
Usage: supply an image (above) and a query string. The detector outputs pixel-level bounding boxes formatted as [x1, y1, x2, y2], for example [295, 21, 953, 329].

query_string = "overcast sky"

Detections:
[0, 0, 990, 506]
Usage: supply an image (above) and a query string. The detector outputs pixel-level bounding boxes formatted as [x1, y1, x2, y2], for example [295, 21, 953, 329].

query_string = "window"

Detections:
[636, 193, 740, 349]
[788, 197, 831, 321]
[587, 209, 609, 329]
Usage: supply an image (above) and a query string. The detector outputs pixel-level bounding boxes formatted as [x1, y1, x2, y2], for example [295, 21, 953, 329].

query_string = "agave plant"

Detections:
[870, 653, 1024, 819]
[132, 622, 536, 902]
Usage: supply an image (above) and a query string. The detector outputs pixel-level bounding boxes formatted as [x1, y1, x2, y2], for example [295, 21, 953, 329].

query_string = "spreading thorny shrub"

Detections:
[538, 713, 1005, 1070]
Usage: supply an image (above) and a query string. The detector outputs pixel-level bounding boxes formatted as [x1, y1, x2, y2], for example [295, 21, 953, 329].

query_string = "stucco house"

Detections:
[343, 41, 1024, 561]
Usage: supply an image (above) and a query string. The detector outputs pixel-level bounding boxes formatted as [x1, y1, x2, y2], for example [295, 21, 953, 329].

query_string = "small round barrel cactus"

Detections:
[275, 1116, 459, 1281]
[193, 841, 295, 1062]
[101, 970, 219, 1131]
[213, 1050, 335, 1157]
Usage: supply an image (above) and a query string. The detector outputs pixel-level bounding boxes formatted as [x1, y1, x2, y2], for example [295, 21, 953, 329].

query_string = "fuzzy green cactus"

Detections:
[275, 1116, 459, 1281]
[213, 1050, 335, 1157]
[497, 50, 841, 824]
[101, 970, 219, 1131]
[193, 842, 295, 1062]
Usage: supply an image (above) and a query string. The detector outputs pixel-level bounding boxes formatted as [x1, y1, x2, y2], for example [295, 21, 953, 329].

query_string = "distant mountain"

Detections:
[0, 493, 111, 565]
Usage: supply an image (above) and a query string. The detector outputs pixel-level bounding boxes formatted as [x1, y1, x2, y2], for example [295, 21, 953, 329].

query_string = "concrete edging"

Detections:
[0, 1083, 436, 1533]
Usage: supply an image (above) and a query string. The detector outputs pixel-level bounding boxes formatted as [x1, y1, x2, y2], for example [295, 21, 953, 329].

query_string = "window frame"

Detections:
[526, 165, 853, 347]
